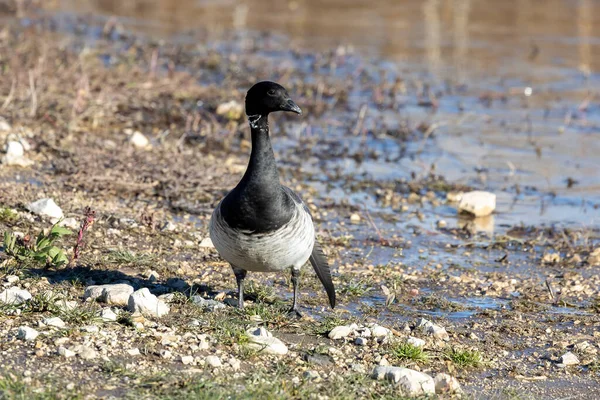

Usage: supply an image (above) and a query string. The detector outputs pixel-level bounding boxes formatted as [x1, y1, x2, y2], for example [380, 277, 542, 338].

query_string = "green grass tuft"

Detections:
[390, 341, 429, 362]
[445, 347, 483, 368]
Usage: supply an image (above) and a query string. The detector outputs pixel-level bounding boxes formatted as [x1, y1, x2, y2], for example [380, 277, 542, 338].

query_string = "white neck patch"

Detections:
[248, 114, 263, 130]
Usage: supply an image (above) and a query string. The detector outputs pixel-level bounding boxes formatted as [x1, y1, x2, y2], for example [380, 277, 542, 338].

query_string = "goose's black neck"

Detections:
[242, 114, 280, 185]
[219, 114, 294, 233]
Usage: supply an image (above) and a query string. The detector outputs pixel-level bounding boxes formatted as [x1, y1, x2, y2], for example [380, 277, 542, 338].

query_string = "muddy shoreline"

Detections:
[0, 8, 599, 400]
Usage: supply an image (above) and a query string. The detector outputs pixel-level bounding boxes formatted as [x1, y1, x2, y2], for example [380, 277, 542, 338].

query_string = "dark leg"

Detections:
[288, 268, 302, 318]
[232, 266, 247, 309]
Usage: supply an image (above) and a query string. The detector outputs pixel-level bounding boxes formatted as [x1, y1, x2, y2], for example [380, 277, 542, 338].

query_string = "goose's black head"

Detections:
[245, 81, 302, 117]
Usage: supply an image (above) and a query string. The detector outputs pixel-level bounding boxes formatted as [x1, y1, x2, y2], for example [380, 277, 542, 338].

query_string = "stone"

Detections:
[0, 287, 32, 304]
[26, 198, 64, 219]
[588, 248, 600, 266]
[350, 213, 361, 223]
[302, 353, 334, 367]
[127, 348, 141, 356]
[2, 141, 33, 167]
[434, 373, 462, 394]
[199, 237, 214, 248]
[129, 131, 150, 148]
[355, 337, 368, 346]
[58, 346, 76, 358]
[181, 355, 194, 365]
[146, 270, 160, 283]
[100, 308, 118, 321]
[127, 288, 169, 318]
[303, 370, 320, 381]
[59, 218, 79, 230]
[247, 328, 288, 355]
[542, 253, 561, 264]
[368, 324, 392, 339]
[80, 325, 99, 333]
[84, 284, 134, 306]
[407, 336, 426, 348]
[328, 325, 353, 340]
[55, 300, 78, 312]
[190, 295, 226, 311]
[43, 317, 66, 329]
[73, 345, 97, 360]
[205, 355, 222, 368]
[17, 326, 39, 341]
[161, 221, 176, 231]
[0, 118, 10, 131]
[5, 275, 19, 284]
[416, 318, 449, 341]
[216, 100, 243, 120]
[371, 366, 435, 396]
[458, 191, 496, 217]
[560, 351, 579, 366]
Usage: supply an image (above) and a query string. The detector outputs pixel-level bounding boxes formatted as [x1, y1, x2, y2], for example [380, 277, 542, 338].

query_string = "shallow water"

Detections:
[48, 0, 600, 229]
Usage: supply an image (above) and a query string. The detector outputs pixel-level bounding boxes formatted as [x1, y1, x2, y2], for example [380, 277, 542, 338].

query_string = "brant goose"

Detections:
[209, 81, 336, 315]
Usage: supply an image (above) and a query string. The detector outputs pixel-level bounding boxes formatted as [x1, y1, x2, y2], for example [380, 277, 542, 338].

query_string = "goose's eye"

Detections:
[267, 90, 276, 96]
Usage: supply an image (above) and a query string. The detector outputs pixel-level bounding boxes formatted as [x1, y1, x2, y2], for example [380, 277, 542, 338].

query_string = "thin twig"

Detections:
[1, 78, 16, 110]
[28, 70, 37, 117]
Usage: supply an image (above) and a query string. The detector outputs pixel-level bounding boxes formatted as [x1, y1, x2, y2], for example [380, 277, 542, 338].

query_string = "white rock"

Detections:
[130, 131, 150, 148]
[368, 324, 392, 339]
[17, 326, 39, 341]
[328, 325, 353, 340]
[2, 141, 33, 167]
[85, 284, 134, 306]
[246, 328, 288, 355]
[146, 270, 160, 283]
[560, 351, 579, 366]
[59, 217, 79, 230]
[355, 337, 368, 346]
[5, 275, 19, 284]
[229, 358, 241, 371]
[103, 284, 134, 306]
[199, 237, 214, 248]
[160, 349, 172, 359]
[55, 300, 78, 312]
[303, 370, 320, 381]
[100, 308, 118, 321]
[58, 346, 76, 358]
[407, 336, 426, 348]
[371, 366, 435, 396]
[0, 118, 10, 131]
[84, 286, 105, 301]
[80, 325, 99, 333]
[181, 355, 194, 365]
[127, 288, 170, 318]
[161, 221, 177, 231]
[250, 327, 272, 337]
[216, 100, 243, 120]
[190, 295, 226, 311]
[434, 373, 462, 394]
[26, 198, 64, 219]
[588, 248, 600, 266]
[417, 318, 449, 341]
[44, 317, 66, 329]
[205, 355, 222, 368]
[127, 348, 141, 356]
[73, 345, 97, 360]
[0, 287, 32, 304]
[458, 191, 496, 217]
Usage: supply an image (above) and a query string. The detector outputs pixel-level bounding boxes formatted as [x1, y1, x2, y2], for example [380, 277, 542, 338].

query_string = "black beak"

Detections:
[281, 99, 302, 115]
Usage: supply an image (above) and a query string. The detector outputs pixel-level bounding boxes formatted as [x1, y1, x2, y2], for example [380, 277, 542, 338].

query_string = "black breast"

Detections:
[219, 182, 295, 233]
